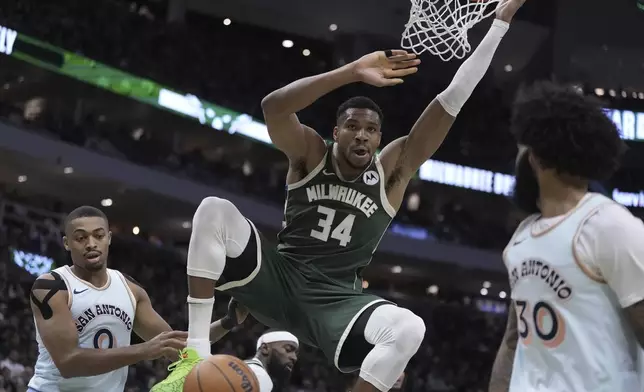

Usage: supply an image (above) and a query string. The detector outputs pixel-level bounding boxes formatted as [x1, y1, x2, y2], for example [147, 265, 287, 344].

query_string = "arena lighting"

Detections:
[182, 221, 192, 229]
[503, 64, 512, 72]
[427, 285, 439, 295]
[483, 281, 491, 289]
[302, 49, 311, 56]
[17, 175, 27, 183]
[282, 39, 294, 48]
[595, 88, 605, 96]
[9, 27, 644, 206]
[391, 265, 403, 274]
[480, 288, 488, 296]
[604, 108, 644, 141]
[0, 24, 18, 55]
[63, 166, 74, 174]
[132, 226, 140, 235]
[362, 280, 369, 289]
[329, 23, 338, 31]
[499, 291, 507, 299]
[609, 89, 617, 97]
[223, 18, 231, 26]
[100, 198, 113, 207]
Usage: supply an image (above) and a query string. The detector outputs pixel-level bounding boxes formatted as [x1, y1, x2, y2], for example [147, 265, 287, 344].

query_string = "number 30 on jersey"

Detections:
[310, 206, 355, 247]
[515, 299, 566, 348]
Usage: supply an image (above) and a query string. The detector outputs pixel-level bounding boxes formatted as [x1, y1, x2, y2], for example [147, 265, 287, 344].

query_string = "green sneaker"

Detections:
[150, 348, 202, 392]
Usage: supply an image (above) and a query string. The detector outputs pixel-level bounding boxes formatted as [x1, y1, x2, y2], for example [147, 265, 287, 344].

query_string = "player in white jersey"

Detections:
[489, 81, 644, 392]
[206, 299, 299, 391]
[28, 206, 188, 392]
[245, 330, 299, 391]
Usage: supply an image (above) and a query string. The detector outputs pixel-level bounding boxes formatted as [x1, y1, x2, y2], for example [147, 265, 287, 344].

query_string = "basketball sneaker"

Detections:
[150, 348, 202, 392]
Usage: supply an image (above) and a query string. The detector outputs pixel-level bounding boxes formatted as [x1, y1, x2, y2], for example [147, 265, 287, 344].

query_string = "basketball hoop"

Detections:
[401, 0, 502, 61]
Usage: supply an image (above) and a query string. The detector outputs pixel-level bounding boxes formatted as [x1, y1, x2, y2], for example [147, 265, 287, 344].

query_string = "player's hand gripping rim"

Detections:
[352, 49, 421, 87]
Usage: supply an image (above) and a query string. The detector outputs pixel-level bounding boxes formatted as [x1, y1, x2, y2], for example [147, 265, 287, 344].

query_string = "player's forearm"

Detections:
[209, 319, 231, 343]
[436, 19, 509, 117]
[488, 339, 517, 392]
[261, 64, 359, 116]
[58, 344, 147, 378]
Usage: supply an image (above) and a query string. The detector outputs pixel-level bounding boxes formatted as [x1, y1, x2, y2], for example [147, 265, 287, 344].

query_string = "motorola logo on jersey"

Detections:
[509, 259, 573, 300]
[363, 170, 379, 186]
[75, 304, 134, 333]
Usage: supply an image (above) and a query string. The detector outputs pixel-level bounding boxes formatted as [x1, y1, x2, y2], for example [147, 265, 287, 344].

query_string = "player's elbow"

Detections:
[261, 92, 287, 116]
[55, 359, 75, 379]
[53, 350, 81, 378]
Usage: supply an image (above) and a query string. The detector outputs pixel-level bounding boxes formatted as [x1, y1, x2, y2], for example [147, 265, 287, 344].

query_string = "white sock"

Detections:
[187, 296, 215, 358]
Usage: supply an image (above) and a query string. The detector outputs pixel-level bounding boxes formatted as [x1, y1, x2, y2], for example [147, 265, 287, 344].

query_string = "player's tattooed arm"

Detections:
[624, 299, 644, 347]
[31, 273, 186, 378]
[489, 303, 518, 392]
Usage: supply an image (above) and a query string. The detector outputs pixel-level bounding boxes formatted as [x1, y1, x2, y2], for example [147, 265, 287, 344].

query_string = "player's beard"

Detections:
[266, 351, 293, 388]
[511, 152, 541, 214]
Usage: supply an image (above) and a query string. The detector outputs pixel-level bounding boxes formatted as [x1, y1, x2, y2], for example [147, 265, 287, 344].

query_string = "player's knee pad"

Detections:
[360, 305, 425, 391]
[187, 197, 251, 280]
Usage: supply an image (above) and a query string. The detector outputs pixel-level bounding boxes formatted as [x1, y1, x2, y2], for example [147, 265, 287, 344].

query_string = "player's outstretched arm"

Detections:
[489, 303, 518, 392]
[209, 298, 249, 343]
[31, 273, 187, 378]
[261, 51, 419, 165]
[379, 0, 526, 201]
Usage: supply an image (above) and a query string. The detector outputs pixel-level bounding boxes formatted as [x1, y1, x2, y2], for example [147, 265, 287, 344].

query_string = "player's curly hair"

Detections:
[336, 96, 384, 125]
[511, 81, 626, 181]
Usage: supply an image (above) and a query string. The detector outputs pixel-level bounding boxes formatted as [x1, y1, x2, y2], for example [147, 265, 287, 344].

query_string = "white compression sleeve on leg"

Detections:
[437, 19, 510, 117]
[187, 296, 214, 357]
[360, 305, 426, 391]
[186, 197, 252, 358]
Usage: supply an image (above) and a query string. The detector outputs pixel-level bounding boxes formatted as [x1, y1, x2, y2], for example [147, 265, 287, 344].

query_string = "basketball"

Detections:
[183, 355, 260, 392]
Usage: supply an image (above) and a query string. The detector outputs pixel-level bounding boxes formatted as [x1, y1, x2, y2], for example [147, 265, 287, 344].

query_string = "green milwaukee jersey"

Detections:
[277, 144, 395, 289]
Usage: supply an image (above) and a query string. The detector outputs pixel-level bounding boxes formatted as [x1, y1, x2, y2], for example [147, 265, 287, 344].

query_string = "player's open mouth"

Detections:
[85, 252, 101, 262]
[352, 147, 369, 157]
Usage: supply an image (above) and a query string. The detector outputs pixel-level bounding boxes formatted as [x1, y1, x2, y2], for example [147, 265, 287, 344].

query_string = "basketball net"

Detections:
[401, 0, 503, 61]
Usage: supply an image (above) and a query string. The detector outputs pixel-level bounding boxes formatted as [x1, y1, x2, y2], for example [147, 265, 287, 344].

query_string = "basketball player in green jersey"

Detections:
[152, 2, 526, 391]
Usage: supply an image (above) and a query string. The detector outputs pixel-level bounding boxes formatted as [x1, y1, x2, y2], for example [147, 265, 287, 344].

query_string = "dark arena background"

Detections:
[1, 0, 644, 391]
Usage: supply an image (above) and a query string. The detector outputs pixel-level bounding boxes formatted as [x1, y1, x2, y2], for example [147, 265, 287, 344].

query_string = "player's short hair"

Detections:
[336, 96, 384, 125]
[510, 81, 626, 181]
[63, 206, 108, 233]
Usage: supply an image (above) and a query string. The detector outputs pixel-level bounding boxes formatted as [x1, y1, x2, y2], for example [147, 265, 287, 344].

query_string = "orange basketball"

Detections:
[183, 355, 260, 392]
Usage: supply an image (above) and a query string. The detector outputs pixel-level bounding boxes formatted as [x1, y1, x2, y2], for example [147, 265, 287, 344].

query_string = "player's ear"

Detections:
[62, 236, 70, 251]
[260, 343, 269, 356]
[333, 126, 339, 142]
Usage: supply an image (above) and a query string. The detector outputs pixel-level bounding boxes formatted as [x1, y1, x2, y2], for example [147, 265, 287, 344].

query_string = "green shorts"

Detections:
[215, 221, 391, 371]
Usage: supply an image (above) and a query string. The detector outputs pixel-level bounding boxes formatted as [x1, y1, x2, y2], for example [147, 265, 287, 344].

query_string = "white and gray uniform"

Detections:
[28, 266, 137, 392]
[245, 358, 273, 392]
[505, 193, 644, 392]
